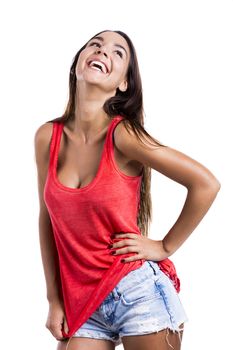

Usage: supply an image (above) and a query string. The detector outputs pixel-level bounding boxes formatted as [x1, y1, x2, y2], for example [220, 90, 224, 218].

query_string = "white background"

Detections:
[0, 0, 232, 349]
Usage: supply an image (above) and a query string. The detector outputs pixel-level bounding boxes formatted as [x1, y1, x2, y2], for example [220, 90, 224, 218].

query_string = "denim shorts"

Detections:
[71, 260, 189, 347]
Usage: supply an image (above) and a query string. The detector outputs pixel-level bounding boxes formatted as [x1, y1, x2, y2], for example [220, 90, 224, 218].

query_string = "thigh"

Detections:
[57, 337, 115, 350]
[122, 323, 184, 350]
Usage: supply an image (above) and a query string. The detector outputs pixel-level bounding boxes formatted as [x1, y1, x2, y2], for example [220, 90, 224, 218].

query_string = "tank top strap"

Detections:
[105, 115, 125, 163]
[48, 121, 64, 171]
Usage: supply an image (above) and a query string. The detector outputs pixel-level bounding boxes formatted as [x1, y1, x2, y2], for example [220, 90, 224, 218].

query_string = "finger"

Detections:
[111, 246, 140, 256]
[122, 253, 142, 263]
[114, 233, 139, 239]
[55, 326, 65, 340]
[63, 317, 69, 334]
[112, 239, 137, 248]
[47, 322, 64, 340]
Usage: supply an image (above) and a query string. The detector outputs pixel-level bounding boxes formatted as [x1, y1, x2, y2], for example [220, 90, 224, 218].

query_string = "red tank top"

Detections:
[44, 114, 180, 339]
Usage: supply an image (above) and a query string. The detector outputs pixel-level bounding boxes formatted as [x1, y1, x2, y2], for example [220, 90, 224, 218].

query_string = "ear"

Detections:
[118, 79, 128, 92]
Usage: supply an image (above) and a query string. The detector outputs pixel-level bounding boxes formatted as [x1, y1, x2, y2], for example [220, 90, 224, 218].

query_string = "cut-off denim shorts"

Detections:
[71, 260, 189, 347]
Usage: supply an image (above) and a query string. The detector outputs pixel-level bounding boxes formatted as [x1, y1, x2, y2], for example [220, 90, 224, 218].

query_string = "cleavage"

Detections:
[57, 130, 106, 190]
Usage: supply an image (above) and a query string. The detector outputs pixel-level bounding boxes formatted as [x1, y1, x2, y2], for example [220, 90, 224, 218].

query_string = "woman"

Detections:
[34, 30, 220, 350]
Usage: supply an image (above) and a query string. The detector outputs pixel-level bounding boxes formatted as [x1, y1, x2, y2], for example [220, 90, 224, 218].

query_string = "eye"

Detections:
[89, 42, 101, 47]
[88, 42, 123, 58]
[116, 50, 123, 58]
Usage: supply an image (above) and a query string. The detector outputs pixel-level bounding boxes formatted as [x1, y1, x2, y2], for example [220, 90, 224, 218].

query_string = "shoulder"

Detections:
[114, 119, 141, 151]
[34, 122, 53, 150]
[113, 118, 159, 162]
[34, 122, 54, 164]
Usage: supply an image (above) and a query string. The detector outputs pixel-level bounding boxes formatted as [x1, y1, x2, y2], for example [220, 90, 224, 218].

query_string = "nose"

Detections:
[95, 48, 108, 58]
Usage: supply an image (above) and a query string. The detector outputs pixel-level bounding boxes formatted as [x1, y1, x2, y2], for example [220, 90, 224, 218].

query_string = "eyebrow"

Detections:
[88, 36, 128, 57]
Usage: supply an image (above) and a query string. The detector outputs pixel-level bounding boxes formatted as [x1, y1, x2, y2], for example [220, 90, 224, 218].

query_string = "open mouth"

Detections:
[87, 60, 109, 74]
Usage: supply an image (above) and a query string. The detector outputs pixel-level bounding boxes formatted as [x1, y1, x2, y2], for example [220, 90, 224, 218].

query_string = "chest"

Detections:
[56, 131, 142, 190]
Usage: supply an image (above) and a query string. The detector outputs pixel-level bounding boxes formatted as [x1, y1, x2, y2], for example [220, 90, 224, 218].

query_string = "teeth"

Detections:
[89, 60, 107, 74]
[90, 65, 102, 72]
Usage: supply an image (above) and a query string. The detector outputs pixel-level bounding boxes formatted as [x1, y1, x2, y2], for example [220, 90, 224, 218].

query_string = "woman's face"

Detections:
[75, 31, 130, 94]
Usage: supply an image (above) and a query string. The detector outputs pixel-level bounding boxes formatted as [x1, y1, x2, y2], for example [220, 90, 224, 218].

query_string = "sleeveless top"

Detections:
[43, 114, 180, 339]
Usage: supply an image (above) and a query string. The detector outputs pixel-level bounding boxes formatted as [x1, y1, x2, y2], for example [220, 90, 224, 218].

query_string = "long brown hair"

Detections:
[47, 29, 166, 237]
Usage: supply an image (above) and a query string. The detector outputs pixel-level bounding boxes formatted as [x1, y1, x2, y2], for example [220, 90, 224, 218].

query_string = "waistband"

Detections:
[109, 260, 160, 300]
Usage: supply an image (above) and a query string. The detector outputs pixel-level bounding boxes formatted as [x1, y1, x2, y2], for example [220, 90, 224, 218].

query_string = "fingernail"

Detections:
[108, 244, 113, 249]
[110, 251, 116, 255]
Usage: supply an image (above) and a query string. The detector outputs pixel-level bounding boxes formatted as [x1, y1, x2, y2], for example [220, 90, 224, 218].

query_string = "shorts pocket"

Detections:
[121, 275, 161, 306]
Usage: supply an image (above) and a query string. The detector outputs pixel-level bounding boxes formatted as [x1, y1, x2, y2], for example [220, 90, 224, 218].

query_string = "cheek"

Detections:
[115, 65, 127, 81]
[75, 50, 89, 72]
[116, 59, 128, 76]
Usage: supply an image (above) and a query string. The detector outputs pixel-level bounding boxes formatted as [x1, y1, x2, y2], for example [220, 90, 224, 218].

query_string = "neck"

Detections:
[67, 82, 116, 140]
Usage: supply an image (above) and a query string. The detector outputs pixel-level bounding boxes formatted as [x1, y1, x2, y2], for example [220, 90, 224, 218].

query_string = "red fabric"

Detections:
[44, 115, 180, 339]
[157, 259, 181, 293]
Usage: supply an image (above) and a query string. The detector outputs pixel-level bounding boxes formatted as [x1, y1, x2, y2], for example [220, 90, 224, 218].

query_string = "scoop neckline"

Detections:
[52, 115, 121, 193]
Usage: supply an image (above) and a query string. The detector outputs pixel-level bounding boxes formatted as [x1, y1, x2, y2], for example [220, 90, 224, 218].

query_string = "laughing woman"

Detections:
[34, 29, 220, 350]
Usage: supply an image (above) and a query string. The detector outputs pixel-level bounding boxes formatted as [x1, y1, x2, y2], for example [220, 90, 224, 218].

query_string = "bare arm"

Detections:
[114, 122, 221, 256]
[34, 122, 62, 303]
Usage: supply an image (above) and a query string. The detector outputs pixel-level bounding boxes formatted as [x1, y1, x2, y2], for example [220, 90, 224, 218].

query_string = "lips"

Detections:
[87, 57, 110, 74]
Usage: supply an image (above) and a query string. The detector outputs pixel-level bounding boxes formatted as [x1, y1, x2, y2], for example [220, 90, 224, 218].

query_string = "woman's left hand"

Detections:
[110, 233, 170, 263]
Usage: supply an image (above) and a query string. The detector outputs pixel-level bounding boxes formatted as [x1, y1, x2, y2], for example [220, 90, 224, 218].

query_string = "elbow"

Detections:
[213, 179, 221, 193]
[202, 178, 221, 205]
[188, 176, 221, 195]
[207, 177, 221, 194]
[200, 178, 221, 201]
